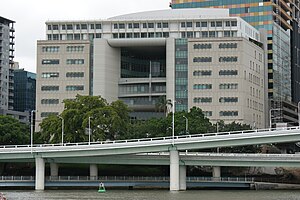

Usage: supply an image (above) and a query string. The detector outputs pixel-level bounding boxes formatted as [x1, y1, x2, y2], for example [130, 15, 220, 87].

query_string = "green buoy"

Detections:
[98, 182, 106, 193]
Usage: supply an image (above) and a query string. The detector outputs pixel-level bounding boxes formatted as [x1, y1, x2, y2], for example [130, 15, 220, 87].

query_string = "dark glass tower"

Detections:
[13, 69, 36, 112]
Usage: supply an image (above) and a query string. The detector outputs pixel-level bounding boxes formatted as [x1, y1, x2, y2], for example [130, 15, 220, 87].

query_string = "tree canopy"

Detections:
[0, 115, 29, 145]
[39, 95, 130, 143]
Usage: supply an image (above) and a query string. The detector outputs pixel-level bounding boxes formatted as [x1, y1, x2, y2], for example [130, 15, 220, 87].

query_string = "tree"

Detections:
[0, 115, 29, 145]
[39, 95, 130, 143]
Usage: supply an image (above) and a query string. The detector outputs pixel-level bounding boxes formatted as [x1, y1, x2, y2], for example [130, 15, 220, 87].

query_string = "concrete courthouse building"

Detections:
[36, 8, 267, 130]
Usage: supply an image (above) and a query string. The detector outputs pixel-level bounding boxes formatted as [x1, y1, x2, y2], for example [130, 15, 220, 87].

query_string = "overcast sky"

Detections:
[1, 0, 171, 73]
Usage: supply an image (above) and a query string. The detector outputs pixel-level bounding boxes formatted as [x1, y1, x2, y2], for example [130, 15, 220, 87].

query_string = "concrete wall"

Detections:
[93, 39, 120, 103]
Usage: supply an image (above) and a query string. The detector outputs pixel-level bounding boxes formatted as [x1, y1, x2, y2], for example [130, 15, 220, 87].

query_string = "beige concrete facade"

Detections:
[36, 40, 90, 130]
[188, 37, 265, 128]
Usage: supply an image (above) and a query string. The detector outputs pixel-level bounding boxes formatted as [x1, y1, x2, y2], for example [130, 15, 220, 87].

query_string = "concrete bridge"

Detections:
[0, 126, 300, 191]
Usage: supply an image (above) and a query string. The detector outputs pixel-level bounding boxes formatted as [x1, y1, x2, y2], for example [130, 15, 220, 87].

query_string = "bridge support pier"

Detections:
[50, 163, 59, 177]
[179, 165, 186, 191]
[213, 166, 221, 180]
[170, 149, 179, 191]
[90, 164, 98, 180]
[35, 157, 45, 190]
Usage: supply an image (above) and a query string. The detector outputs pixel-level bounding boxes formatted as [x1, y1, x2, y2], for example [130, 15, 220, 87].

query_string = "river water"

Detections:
[2, 190, 300, 200]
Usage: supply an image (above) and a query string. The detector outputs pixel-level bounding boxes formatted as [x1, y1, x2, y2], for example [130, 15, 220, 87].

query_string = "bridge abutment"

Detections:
[90, 164, 98, 180]
[179, 165, 186, 190]
[35, 157, 45, 190]
[170, 150, 179, 191]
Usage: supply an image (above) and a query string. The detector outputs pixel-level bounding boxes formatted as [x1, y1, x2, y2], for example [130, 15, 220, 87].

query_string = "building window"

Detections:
[61, 25, 66, 30]
[41, 99, 59, 105]
[193, 97, 212, 103]
[231, 21, 237, 26]
[216, 21, 222, 27]
[193, 84, 212, 90]
[96, 33, 101, 38]
[219, 43, 237, 49]
[113, 24, 118, 29]
[42, 46, 60, 52]
[41, 86, 59, 91]
[219, 97, 238, 103]
[66, 72, 84, 78]
[210, 22, 216, 27]
[66, 59, 84, 65]
[90, 24, 95, 29]
[128, 23, 133, 29]
[148, 23, 154, 28]
[118, 23, 125, 29]
[66, 85, 84, 91]
[186, 22, 192, 27]
[42, 59, 59, 65]
[209, 31, 216, 37]
[133, 23, 139, 28]
[224, 31, 231, 37]
[66, 46, 84, 52]
[96, 24, 101, 29]
[81, 24, 87, 29]
[52, 25, 59, 30]
[219, 70, 238, 76]
[193, 57, 212, 63]
[157, 23, 162, 28]
[67, 24, 73, 30]
[193, 70, 212, 76]
[41, 72, 59, 78]
[47, 25, 52, 30]
[220, 111, 238, 116]
[201, 22, 208, 27]
[187, 32, 193, 38]
[163, 32, 169, 38]
[225, 21, 231, 27]
[163, 23, 168, 28]
[219, 83, 238, 89]
[41, 112, 59, 118]
[181, 22, 186, 28]
[203, 111, 213, 117]
[126, 33, 133, 38]
[76, 24, 80, 30]
[142, 23, 147, 28]
[196, 22, 201, 27]
[219, 57, 238, 62]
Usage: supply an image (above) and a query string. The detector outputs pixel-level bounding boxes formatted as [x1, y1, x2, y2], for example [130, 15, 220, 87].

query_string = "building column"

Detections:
[35, 157, 45, 190]
[90, 164, 98, 180]
[170, 150, 179, 191]
[179, 165, 186, 191]
[212, 166, 221, 180]
[50, 163, 59, 177]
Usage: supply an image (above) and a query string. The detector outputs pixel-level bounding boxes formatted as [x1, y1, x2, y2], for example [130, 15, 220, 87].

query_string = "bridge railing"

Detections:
[0, 126, 299, 149]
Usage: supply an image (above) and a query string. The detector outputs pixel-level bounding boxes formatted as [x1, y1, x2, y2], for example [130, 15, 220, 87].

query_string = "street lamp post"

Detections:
[183, 115, 188, 134]
[58, 116, 64, 145]
[89, 116, 92, 145]
[172, 100, 175, 146]
[298, 101, 300, 128]
[269, 108, 281, 129]
[30, 110, 36, 154]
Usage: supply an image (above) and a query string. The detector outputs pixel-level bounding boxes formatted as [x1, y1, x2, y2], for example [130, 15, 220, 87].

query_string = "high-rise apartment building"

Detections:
[0, 16, 15, 110]
[36, 9, 267, 129]
[171, 0, 300, 126]
[13, 69, 36, 112]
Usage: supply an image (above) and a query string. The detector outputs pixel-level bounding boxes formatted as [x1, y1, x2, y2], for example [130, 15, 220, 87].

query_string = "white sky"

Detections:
[1, 0, 171, 73]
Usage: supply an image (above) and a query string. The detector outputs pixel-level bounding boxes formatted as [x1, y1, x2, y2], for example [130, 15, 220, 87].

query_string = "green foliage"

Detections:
[39, 95, 130, 143]
[121, 106, 214, 140]
[0, 115, 29, 145]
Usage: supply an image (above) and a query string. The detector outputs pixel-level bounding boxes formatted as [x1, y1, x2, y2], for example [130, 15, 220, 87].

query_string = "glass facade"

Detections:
[175, 39, 188, 112]
[13, 69, 36, 112]
[171, 0, 292, 101]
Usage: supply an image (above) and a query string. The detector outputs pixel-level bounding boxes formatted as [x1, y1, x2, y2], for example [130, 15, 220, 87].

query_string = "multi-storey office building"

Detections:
[37, 9, 266, 129]
[0, 16, 15, 110]
[13, 69, 36, 112]
[171, 0, 300, 126]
